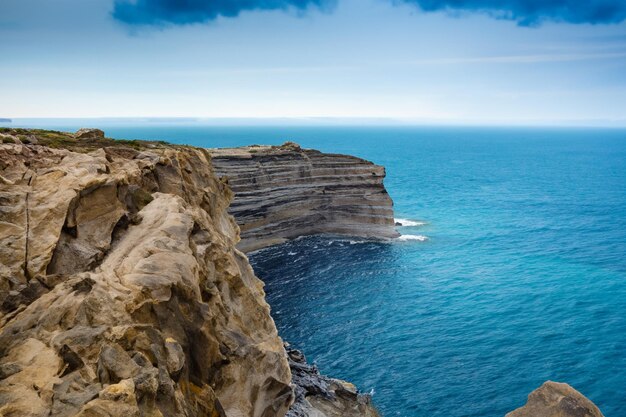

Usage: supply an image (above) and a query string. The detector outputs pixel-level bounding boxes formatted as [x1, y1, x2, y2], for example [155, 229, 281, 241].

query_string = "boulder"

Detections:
[506, 381, 604, 417]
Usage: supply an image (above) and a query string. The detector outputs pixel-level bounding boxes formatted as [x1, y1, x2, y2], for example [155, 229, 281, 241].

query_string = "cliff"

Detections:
[0, 129, 378, 417]
[210, 143, 398, 252]
[0, 129, 606, 417]
[0, 134, 292, 417]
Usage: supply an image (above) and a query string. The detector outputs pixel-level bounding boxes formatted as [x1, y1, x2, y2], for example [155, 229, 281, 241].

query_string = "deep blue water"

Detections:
[4, 120, 626, 416]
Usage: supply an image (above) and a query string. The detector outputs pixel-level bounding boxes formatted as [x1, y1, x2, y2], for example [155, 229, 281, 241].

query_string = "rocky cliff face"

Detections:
[0, 129, 606, 417]
[210, 143, 398, 252]
[0, 134, 293, 417]
[0, 129, 379, 417]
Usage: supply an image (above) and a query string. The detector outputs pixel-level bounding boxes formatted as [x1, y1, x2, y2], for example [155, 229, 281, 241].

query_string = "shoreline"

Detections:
[0, 128, 606, 417]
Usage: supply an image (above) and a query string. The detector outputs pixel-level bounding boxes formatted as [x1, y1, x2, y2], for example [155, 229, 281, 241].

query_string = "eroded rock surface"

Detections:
[210, 143, 398, 252]
[0, 130, 385, 417]
[0, 137, 292, 417]
[506, 381, 604, 417]
[285, 345, 379, 417]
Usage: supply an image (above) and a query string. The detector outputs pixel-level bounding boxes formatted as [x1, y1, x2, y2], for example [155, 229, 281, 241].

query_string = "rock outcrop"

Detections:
[210, 143, 398, 252]
[74, 128, 105, 140]
[506, 381, 604, 417]
[4, 129, 599, 417]
[0, 129, 379, 417]
[0, 134, 291, 417]
[285, 345, 379, 417]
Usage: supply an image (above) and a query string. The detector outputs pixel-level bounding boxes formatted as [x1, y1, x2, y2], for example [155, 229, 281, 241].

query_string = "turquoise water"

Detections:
[5, 120, 626, 416]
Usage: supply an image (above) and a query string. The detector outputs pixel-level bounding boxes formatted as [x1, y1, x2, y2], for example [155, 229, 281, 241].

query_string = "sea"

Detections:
[4, 119, 626, 417]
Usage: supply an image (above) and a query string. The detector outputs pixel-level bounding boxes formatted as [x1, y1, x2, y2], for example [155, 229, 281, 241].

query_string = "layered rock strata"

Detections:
[0, 129, 606, 417]
[210, 143, 398, 252]
[0, 129, 378, 417]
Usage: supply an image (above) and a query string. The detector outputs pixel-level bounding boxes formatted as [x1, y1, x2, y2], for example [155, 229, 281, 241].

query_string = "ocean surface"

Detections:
[4, 120, 626, 416]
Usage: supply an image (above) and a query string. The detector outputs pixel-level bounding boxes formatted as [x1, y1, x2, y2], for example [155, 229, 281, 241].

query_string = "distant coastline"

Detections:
[0, 118, 11, 123]
[3, 118, 626, 129]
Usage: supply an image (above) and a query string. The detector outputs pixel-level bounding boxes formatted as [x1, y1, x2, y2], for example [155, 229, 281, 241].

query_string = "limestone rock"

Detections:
[210, 142, 399, 252]
[506, 381, 604, 417]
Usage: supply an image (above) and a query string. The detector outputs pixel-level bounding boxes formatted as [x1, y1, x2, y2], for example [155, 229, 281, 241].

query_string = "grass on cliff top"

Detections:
[0, 127, 171, 152]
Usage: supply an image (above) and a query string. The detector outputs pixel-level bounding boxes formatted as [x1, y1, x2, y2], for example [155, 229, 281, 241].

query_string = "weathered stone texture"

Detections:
[285, 345, 380, 417]
[0, 141, 292, 417]
[210, 143, 398, 252]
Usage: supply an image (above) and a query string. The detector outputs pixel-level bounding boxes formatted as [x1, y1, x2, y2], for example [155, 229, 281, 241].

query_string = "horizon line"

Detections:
[2, 116, 626, 129]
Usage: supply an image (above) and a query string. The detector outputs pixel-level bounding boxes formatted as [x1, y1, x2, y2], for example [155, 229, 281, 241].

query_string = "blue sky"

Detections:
[1, 0, 626, 125]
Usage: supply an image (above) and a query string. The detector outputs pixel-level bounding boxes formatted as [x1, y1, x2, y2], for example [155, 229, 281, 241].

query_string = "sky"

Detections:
[1, 0, 626, 125]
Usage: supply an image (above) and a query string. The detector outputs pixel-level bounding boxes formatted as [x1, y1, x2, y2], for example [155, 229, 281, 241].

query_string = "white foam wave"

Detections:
[397, 234, 428, 242]
[395, 218, 426, 227]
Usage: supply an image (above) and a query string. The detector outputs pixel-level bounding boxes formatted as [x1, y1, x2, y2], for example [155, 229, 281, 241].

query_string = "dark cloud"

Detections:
[112, 0, 334, 26]
[401, 0, 626, 26]
[112, 0, 626, 26]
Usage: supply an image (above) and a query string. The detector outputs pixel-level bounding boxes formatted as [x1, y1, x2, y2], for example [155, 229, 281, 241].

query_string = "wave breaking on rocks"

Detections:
[0, 128, 605, 417]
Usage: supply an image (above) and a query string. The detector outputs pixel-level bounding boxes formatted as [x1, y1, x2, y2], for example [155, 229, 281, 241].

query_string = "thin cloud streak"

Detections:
[159, 65, 362, 76]
[409, 51, 626, 65]
[158, 52, 626, 77]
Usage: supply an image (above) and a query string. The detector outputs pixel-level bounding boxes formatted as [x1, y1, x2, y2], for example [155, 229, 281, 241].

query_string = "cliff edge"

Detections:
[0, 134, 293, 416]
[210, 142, 399, 252]
[0, 129, 378, 417]
[0, 129, 606, 417]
